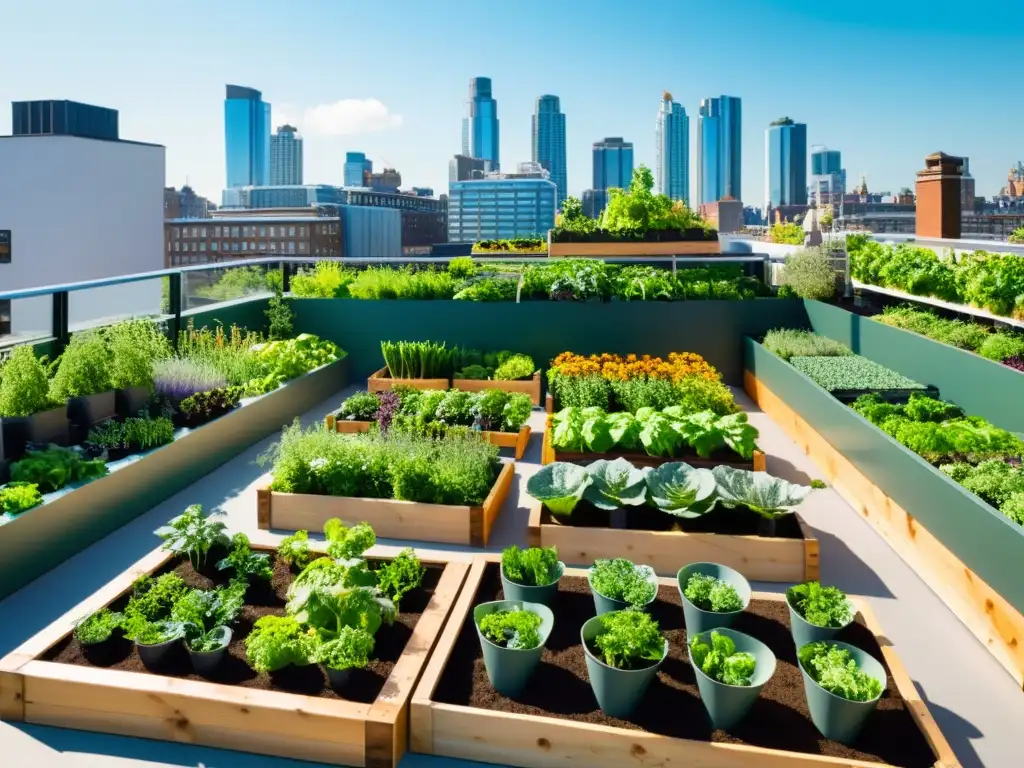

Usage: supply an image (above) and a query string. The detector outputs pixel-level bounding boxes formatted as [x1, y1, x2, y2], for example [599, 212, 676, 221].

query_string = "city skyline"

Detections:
[3, 1, 1020, 204]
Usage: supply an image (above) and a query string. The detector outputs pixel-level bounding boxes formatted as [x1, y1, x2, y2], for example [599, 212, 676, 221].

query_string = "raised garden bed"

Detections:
[549, 240, 721, 257]
[0, 540, 469, 768]
[526, 499, 817, 582]
[323, 416, 532, 461]
[410, 558, 956, 768]
[452, 371, 542, 406]
[367, 367, 448, 393]
[257, 461, 515, 547]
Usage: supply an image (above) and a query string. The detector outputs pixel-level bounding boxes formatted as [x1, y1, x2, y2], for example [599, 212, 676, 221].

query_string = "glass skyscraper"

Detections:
[224, 85, 270, 189]
[811, 148, 842, 176]
[696, 95, 742, 204]
[655, 92, 689, 204]
[269, 125, 303, 186]
[532, 95, 567, 208]
[448, 176, 556, 241]
[463, 77, 499, 170]
[344, 152, 373, 187]
[765, 118, 808, 207]
[588, 137, 633, 218]
[809, 146, 845, 209]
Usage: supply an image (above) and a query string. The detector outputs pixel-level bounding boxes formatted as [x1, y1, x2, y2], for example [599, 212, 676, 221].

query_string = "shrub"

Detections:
[265, 289, 294, 341]
[291, 262, 353, 298]
[763, 329, 851, 361]
[447, 257, 476, 279]
[49, 331, 112, 400]
[769, 222, 805, 245]
[0, 346, 54, 417]
[780, 248, 838, 300]
[1009, 226, 1024, 245]
[107, 319, 172, 390]
[348, 267, 455, 300]
[978, 333, 1024, 362]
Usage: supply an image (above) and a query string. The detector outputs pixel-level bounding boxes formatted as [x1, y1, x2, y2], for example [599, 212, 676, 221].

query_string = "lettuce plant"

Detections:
[0, 482, 43, 514]
[711, 467, 813, 519]
[245, 616, 319, 673]
[312, 626, 375, 670]
[11, 446, 107, 494]
[582, 458, 648, 510]
[526, 463, 591, 516]
[501, 545, 560, 587]
[645, 462, 716, 517]
[798, 641, 883, 702]
[216, 532, 272, 581]
[375, 548, 425, 607]
[477, 608, 543, 649]
[683, 573, 743, 612]
[593, 609, 665, 670]
[786, 581, 853, 628]
[277, 529, 313, 570]
[689, 631, 756, 686]
[324, 518, 376, 560]
[74, 609, 123, 646]
[589, 558, 656, 606]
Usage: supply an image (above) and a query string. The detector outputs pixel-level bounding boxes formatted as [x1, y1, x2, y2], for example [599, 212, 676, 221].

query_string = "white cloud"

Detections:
[296, 98, 402, 137]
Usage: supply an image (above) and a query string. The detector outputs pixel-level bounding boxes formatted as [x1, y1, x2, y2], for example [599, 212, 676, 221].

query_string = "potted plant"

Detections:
[798, 640, 886, 744]
[312, 626, 376, 690]
[581, 609, 668, 718]
[500, 545, 564, 606]
[173, 581, 247, 677]
[49, 331, 115, 434]
[474, 601, 554, 697]
[785, 581, 855, 649]
[0, 346, 68, 456]
[688, 628, 777, 730]
[73, 608, 128, 665]
[108, 319, 171, 417]
[677, 563, 750, 635]
[155, 504, 230, 575]
[588, 558, 658, 615]
[126, 619, 186, 669]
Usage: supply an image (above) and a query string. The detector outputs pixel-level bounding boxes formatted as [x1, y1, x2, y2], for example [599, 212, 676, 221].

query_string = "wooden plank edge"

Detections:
[526, 499, 542, 548]
[478, 462, 515, 546]
[796, 514, 821, 581]
[256, 485, 272, 530]
[515, 425, 531, 460]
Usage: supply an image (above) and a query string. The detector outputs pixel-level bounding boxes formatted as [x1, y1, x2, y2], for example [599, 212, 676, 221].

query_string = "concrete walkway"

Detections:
[0, 385, 1018, 767]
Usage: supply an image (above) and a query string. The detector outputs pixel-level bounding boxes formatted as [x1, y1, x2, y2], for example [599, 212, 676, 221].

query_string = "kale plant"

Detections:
[786, 581, 853, 628]
[798, 641, 883, 702]
[501, 545, 560, 587]
[683, 573, 744, 612]
[216, 532, 272, 581]
[589, 558, 656, 606]
[689, 631, 756, 686]
[375, 548, 425, 607]
[593, 609, 665, 670]
[477, 608, 543, 650]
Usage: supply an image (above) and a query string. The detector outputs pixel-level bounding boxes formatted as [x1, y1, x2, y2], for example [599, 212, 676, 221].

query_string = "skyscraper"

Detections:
[270, 125, 303, 186]
[224, 85, 270, 189]
[654, 92, 689, 204]
[587, 137, 634, 217]
[344, 152, 373, 187]
[12, 100, 119, 141]
[696, 95, 742, 204]
[463, 77, 499, 170]
[809, 145, 845, 210]
[449, 154, 489, 183]
[532, 95, 567, 208]
[765, 117, 808, 208]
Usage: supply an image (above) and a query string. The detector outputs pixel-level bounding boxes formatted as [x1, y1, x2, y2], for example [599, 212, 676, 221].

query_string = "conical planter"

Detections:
[500, 561, 564, 607]
[324, 666, 354, 691]
[588, 568, 659, 616]
[581, 614, 667, 718]
[690, 627, 776, 730]
[474, 600, 554, 697]
[676, 562, 751, 635]
[799, 640, 886, 744]
[786, 593, 855, 649]
[186, 627, 232, 677]
[136, 637, 180, 670]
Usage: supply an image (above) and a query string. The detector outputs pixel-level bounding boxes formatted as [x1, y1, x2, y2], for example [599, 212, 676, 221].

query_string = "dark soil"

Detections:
[43, 552, 441, 705]
[544, 501, 803, 539]
[433, 564, 936, 767]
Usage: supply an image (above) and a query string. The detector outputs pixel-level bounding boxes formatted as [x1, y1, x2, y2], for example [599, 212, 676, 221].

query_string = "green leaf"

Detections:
[637, 411, 681, 457]
[712, 466, 813, 519]
[606, 412, 640, 449]
[645, 462, 716, 517]
[551, 407, 586, 451]
[718, 413, 758, 460]
[583, 416, 615, 453]
[526, 462, 592, 516]
[583, 458, 649, 510]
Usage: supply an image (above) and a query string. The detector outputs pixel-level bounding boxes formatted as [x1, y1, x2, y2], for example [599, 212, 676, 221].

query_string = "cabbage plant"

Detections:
[711, 466, 813, 519]
[526, 463, 592, 516]
[582, 458, 649, 511]
[645, 462, 717, 518]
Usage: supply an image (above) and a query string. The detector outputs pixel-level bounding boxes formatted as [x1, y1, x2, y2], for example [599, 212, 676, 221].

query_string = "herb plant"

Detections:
[87, 416, 175, 453]
[11, 446, 108, 493]
[277, 529, 313, 570]
[178, 386, 243, 423]
[683, 573, 744, 612]
[375, 548, 425, 607]
[0, 346, 55, 417]
[265, 288, 294, 341]
[380, 340, 452, 379]
[689, 631, 756, 686]
[798, 641, 883, 702]
[154, 504, 229, 568]
[312, 626, 375, 670]
[492, 354, 535, 381]
[153, 358, 227, 402]
[592, 609, 665, 670]
[478, 608, 543, 649]
[107, 319, 171, 390]
[49, 331, 112, 400]
[217, 533, 273, 581]
[501, 545, 560, 587]
[786, 581, 853, 628]
[763, 329, 852, 361]
[245, 616, 319, 673]
[0, 482, 43, 514]
[779, 248, 838, 300]
[589, 558, 656, 606]
[790, 355, 925, 392]
[339, 392, 380, 421]
[74, 609, 123, 645]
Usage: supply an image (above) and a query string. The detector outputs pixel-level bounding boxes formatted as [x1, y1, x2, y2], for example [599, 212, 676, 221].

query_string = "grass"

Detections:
[763, 329, 852, 361]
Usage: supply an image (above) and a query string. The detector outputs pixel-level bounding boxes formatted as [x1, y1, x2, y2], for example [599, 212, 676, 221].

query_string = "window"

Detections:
[232, 242, 239, 251]
[174, 242, 179, 251]
[214, 227, 221, 237]
[270, 226, 276, 237]
[200, 227, 207, 237]
[211, 241, 219, 251]
[242, 242, 248, 251]
[298, 241, 306, 252]
[173, 229, 180, 239]
[270, 241, 278, 252]
[200, 242, 206, 252]
[191, 227, 198, 237]
[289, 241, 295, 252]
[259, 226, 266, 237]
[183, 243, 189, 253]
[1, 299, 11, 336]
[231, 226, 240, 237]
[299, 226, 306, 236]
[288, 226, 296, 237]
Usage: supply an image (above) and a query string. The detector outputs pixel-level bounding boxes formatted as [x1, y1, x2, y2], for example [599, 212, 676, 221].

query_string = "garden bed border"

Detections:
[367, 367, 449, 393]
[451, 371, 542, 406]
[0, 539, 470, 768]
[409, 555, 956, 768]
[548, 240, 722, 257]
[323, 417, 532, 461]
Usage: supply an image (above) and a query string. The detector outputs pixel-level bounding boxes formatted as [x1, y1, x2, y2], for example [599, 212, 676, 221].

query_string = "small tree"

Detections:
[265, 289, 294, 341]
[820, 210, 834, 231]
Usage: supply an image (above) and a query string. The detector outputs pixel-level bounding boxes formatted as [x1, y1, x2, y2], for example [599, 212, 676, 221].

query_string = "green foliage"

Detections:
[122, 619, 186, 645]
[789, 355, 925, 392]
[683, 573, 743, 612]
[154, 504, 229, 568]
[669, 377, 739, 416]
[312, 626, 375, 670]
[1009, 226, 1024, 244]
[375, 548, 425, 607]
[583, 458, 649, 510]
[176, 322, 266, 388]
[107, 319, 172, 390]
[453, 364, 491, 380]
[380, 340, 452, 379]
[875, 306, 990, 352]
[339, 391, 380, 421]
[763, 329, 852, 361]
[290, 262, 354, 298]
[593, 609, 665, 670]
[978, 333, 1024, 362]
[265, 289, 294, 341]
[122, 573, 188, 643]
[477, 608, 543, 650]
[49, 331, 112, 400]
[780, 247, 838, 300]
[278, 529, 313, 570]
[940, 459, 1024, 507]
[902, 394, 963, 422]
[0, 346, 55, 417]
[287, 567, 395, 639]
[525, 462, 592, 516]
[548, 373, 611, 410]
[501, 545, 560, 587]
[786, 581, 852, 628]
[472, 238, 546, 254]
[0, 482, 43, 514]
[348, 266, 455, 300]
[435, 389, 475, 424]
[597, 166, 711, 237]
[999, 492, 1024, 526]
[74, 608, 124, 645]
[172, 581, 246, 651]
[447, 256, 477, 278]
[493, 354, 535, 381]
[87, 416, 175, 453]
[195, 266, 277, 301]
[689, 631, 757, 686]
[453, 277, 519, 302]
[324, 519, 376, 560]
[245, 616, 319, 673]
[798, 641, 883, 702]
[11, 446, 108, 493]
[769, 222, 805, 245]
[217, 532, 273, 581]
[645, 462, 716, 517]
[554, 196, 598, 236]
[589, 558, 656, 606]
[712, 465, 814, 518]
[248, 334, 342, 392]
[179, 386, 243, 421]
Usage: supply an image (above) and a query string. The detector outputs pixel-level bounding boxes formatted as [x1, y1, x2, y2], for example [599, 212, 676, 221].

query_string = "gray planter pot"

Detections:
[581, 613, 667, 718]
[116, 386, 153, 418]
[798, 640, 886, 744]
[67, 391, 117, 428]
[324, 665, 354, 690]
[786, 593, 855, 649]
[689, 627, 776, 730]
[500, 561, 564, 607]
[474, 600, 554, 698]
[588, 566, 659, 616]
[676, 562, 751, 635]
[186, 627, 232, 677]
[135, 637, 180, 670]
[1, 406, 70, 458]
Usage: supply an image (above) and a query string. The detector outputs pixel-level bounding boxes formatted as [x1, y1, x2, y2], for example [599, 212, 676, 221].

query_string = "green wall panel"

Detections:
[291, 299, 810, 385]
[804, 300, 1024, 433]
[745, 337, 1024, 614]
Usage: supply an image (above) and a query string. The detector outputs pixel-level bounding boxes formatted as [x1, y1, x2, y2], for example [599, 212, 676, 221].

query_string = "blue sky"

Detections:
[1, 0, 1020, 206]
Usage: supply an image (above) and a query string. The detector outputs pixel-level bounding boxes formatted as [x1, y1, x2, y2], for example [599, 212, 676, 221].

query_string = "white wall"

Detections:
[0, 135, 165, 337]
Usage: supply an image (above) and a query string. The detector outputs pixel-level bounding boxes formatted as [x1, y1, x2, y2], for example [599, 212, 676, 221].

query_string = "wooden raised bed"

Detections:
[367, 367, 449, 393]
[0, 542, 470, 768]
[526, 498, 817, 582]
[322, 416, 532, 461]
[257, 461, 515, 547]
[548, 239, 721, 257]
[541, 413, 766, 470]
[451, 370, 542, 406]
[410, 556, 957, 768]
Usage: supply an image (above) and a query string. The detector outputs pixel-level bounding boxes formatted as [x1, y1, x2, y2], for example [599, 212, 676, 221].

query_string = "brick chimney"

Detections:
[915, 152, 963, 239]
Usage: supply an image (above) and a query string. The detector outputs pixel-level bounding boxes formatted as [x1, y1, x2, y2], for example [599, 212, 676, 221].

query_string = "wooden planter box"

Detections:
[322, 416, 532, 461]
[367, 367, 449, 393]
[0, 542, 470, 768]
[548, 240, 721, 257]
[541, 414, 765, 470]
[451, 371, 542, 406]
[526, 499, 817, 582]
[257, 461, 515, 547]
[409, 556, 957, 768]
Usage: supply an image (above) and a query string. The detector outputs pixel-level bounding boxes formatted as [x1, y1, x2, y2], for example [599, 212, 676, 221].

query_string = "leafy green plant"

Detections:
[670, 377, 739, 416]
[247, 334, 343, 391]
[375, 548, 425, 607]
[477, 608, 543, 649]
[0, 482, 43, 514]
[592, 609, 665, 670]
[122, 573, 188, 644]
[287, 572, 395, 639]
[683, 573, 744, 612]
[312, 626, 375, 670]
[493, 354, 535, 381]
[790, 355, 925, 392]
[978, 333, 1024, 362]
[172, 580, 246, 651]
[779, 247, 838, 299]
[107, 319, 172, 390]
[324, 518, 376, 560]
[798, 641, 883, 702]
[245, 615, 319, 672]
[689, 631, 756, 685]
[769, 222, 805, 245]
[0, 346, 56, 417]
[265, 288, 294, 341]
[712, 466, 814, 519]
[11, 446, 107, 493]
[87, 416, 175, 453]
[470, 389, 531, 432]
[339, 392, 380, 421]
[217, 532, 272, 581]
[74, 608, 123, 645]
[49, 331, 112, 400]
[526, 462, 592, 516]
[589, 558, 656, 606]
[447, 256, 476, 278]
[278, 529, 313, 570]
[501, 545, 560, 587]
[763, 329, 852, 362]
[178, 387, 243, 423]
[123, 619, 186, 645]
[582, 458, 648, 510]
[645, 462, 716, 517]
[348, 266, 455, 300]
[291, 262, 354, 298]
[154, 504, 229, 568]
[875, 306, 990, 352]
[672, 410, 758, 459]
[786, 581, 853, 628]
[380, 340, 452, 379]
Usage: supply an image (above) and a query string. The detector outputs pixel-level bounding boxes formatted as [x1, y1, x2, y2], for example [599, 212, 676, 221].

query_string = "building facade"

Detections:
[448, 172, 556, 242]
[655, 92, 689, 204]
[765, 117, 808, 208]
[696, 95, 741, 205]
[450, 154, 489, 182]
[532, 95, 567, 208]
[12, 100, 119, 141]
[224, 85, 270, 189]
[366, 168, 401, 193]
[463, 77, 499, 170]
[269, 125, 303, 186]
[164, 185, 213, 219]
[587, 137, 633, 218]
[344, 152, 372, 187]
[809, 145, 845, 210]
[166, 213, 341, 266]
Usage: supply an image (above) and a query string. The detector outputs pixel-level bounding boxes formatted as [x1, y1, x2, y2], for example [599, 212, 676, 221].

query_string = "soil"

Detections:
[43, 552, 442, 705]
[544, 501, 803, 539]
[433, 564, 936, 767]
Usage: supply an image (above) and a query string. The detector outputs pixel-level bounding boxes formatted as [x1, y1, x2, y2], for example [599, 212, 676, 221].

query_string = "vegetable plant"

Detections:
[375, 548, 425, 607]
[0, 482, 43, 514]
[74, 609, 123, 645]
[798, 641, 883, 702]
[786, 581, 853, 628]
[0, 346, 55, 417]
[172, 580, 247, 651]
[790, 355, 925, 392]
[247, 334, 342, 392]
[492, 354, 535, 381]
[49, 331, 112, 400]
[712, 466, 814, 519]
[592, 609, 665, 670]
[154, 504, 229, 568]
[683, 573, 744, 612]
[689, 631, 756, 686]
[277, 529, 313, 570]
[178, 386, 243, 423]
[477, 608, 543, 649]
[501, 545, 560, 587]
[324, 518, 376, 560]
[339, 391, 380, 421]
[582, 458, 649, 510]
[589, 558, 656, 606]
[645, 462, 716, 517]
[380, 340, 452, 379]
[525, 463, 592, 516]
[11, 446, 107, 493]
[312, 626, 375, 670]
[216, 532, 272, 581]
[245, 615, 319, 673]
